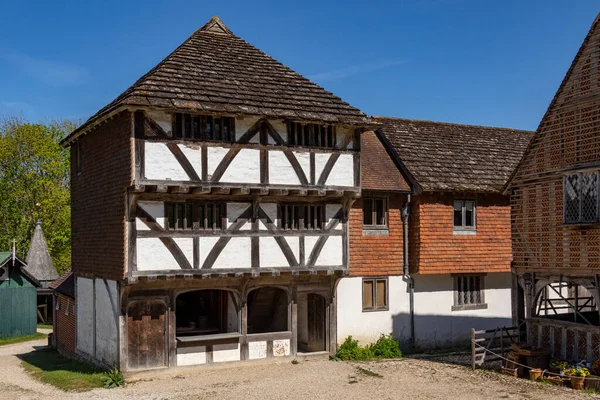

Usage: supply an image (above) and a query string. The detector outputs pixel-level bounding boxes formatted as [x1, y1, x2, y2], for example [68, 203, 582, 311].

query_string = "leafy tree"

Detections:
[0, 117, 75, 274]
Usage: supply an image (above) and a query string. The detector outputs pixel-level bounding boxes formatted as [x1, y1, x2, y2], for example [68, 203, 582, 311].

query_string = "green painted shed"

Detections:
[0, 252, 39, 338]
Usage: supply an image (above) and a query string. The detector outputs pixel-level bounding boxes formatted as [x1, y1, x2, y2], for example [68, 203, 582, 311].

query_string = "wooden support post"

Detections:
[471, 328, 476, 370]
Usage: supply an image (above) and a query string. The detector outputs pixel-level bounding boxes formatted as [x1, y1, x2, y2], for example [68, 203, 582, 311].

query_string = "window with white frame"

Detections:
[453, 275, 487, 311]
[453, 200, 476, 231]
[564, 171, 599, 224]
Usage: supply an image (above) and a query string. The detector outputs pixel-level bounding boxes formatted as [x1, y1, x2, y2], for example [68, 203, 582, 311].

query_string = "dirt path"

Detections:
[0, 342, 597, 400]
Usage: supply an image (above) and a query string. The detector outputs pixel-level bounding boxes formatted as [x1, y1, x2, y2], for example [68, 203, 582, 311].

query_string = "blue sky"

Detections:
[0, 0, 598, 130]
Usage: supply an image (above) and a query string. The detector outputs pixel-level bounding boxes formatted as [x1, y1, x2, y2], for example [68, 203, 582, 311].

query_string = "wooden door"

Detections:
[306, 294, 326, 352]
[127, 300, 167, 370]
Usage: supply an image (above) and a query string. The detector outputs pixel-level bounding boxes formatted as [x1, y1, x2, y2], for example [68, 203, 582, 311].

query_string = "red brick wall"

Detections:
[71, 111, 132, 281]
[411, 192, 512, 274]
[53, 294, 76, 357]
[349, 194, 407, 276]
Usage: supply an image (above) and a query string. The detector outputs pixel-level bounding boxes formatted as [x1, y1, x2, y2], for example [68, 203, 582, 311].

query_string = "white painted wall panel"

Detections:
[137, 237, 193, 271]
[76, 277, 94, 356]
[137, 201, 165, 230]
[94, 279, 119, 367]
[178, 144, 202, 178]
[248, 341, 267, 359]
[235, 116, 260, 144]
[268, 151, 300, 185]
[326, 204, 342, 230]
[145, 142, 189, 181]
[325, 154, 354, 187]
[269, 119, 288, 143]
[177, 349, 207, 366]
[260, 236, 299, 267]
[259, 203, 277, 230]
[200, 237, 251, 269]
[305, 236, 342, 266]
[146, 110, 172, 136]
[226, 203, 252, 230]
[273, 339, 290, 356]
[294, 151, 311, 183]
[213, 343, 241, 362]
[220, 149, 260, 183]
[207, 147, 229, 178]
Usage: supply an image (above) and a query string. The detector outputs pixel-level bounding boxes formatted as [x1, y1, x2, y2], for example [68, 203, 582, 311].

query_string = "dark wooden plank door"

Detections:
[307, 294, 326, 352]
[127, 301, 167, 370]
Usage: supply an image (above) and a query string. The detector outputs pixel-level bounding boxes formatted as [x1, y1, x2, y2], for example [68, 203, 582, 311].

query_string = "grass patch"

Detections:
[21, 348, 105, 392]
[0, 332, 46, 346]
[356, 367, 383, 378]
[37, 324, 52, 330]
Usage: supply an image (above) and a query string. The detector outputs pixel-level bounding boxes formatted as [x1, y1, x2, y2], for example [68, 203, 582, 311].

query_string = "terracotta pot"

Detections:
[571, 376, 585, 390]
[529, 369, 542, 381]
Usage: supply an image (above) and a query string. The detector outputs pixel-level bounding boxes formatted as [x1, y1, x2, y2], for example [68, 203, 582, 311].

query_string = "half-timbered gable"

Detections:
[60, 16, 374, 370]
[507, 14, 600, 361]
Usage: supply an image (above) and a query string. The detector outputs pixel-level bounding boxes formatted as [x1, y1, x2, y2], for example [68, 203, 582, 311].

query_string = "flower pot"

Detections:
[529, 369, 542, 381]
[571, 376, 585, 390]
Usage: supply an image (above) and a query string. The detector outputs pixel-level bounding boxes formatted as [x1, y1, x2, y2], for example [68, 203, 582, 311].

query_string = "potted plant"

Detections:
[550, 360, 568, 374]
[529, 368, 542, 381]
[565, 366, 590, 390]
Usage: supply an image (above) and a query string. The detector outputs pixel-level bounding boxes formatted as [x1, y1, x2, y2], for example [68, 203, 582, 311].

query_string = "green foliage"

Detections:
[101, 368, 126, 388]
[334, 335, 402, 361]
[0, 332, 46, 346]
[0, 117, 76, 274]
[291, 359, 299, 365]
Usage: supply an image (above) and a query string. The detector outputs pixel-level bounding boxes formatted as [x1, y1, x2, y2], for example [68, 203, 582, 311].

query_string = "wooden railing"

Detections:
[471, 324, 526, 369]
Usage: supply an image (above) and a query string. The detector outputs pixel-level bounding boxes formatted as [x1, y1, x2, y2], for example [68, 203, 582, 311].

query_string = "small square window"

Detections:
[363, 198, 388, 229]
[452, 275, 487, 311]
[453, 200, 476, 232]
[363, 278, 388, 311]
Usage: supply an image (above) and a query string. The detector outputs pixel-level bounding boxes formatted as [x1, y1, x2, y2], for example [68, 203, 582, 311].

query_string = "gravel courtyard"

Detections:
[1, 339, 597, 400]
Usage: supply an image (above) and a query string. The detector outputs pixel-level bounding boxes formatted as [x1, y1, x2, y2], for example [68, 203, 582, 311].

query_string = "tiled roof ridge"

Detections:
[373, 116, 533, 134]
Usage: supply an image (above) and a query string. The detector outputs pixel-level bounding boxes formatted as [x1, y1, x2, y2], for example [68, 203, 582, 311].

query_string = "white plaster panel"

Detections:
[76, 277, 94, 356]
[248, 341, 267, 360]
[259, 203, 277, 230]
[146, 110, 172, 136]
[273, 339, 290, 357]
[213, 343, 241, 362]
[260, 236, 299, 267]
[137, 201, 165, 230]
[268, 151, 300, 185]
[145, 142, 189, 181]
[305, 235, 342, 266]
[227, 203, 252, 230]
[326, 204, 342, 231]
[294, 151, 311, 182]
[269, 119, 288, 144]
[136, 237, 193, 271]
[94, 279, 118, 367]
[235, 116, 260, 144]
[200, 237, 251, 269]
[325, 154, 354, 187]
[219, 149, 260, 183]
[336, 127, 354, 149]
[178, 144, 202, 178]
[207, 147, 229, 178]
[177, 350, 207, 366]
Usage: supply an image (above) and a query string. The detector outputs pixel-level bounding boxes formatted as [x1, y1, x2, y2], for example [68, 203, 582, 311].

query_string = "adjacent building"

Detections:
[59, 16, 374, 370]
[507, 14, 600, 361]
[0, 252, 38, 338]
[338, 118, 533, 347]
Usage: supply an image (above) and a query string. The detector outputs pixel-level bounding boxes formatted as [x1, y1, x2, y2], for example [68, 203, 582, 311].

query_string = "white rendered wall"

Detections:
[200, 237, 251, 269]
[76, 277, 94, 356]
[273, 339, 291, 356]
[213, 343, 241, 363]
[177, 348, 207, 366]
[249, 341, 267, 359]
[144, 143, 189, 181]
[336, 273, 512, 348]
[94, 279, 119, 366]
[219, 149, 260, 183]
[136, 237, 193, 271]
[305, 236, 343, 266]
[260, 236, 299, 267]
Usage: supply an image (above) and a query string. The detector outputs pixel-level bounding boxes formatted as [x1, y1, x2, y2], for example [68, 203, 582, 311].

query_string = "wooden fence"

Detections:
[471, 325, 525, 369]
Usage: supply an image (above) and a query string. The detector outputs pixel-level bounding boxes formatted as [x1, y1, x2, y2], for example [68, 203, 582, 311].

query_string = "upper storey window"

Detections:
[564, 171, 599, 224]
[453, 200, 476, 232]
[288, 122, 336, 148]
[172, 114, 235, 142]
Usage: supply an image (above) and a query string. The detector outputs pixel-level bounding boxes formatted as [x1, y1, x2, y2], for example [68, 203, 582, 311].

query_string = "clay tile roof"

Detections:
[62, 16, 374, 145]
[49, 270, 74, 299]
[25, 221, 59, 282]
[375, 117, 534, 193]
[361, 131, 411, 192]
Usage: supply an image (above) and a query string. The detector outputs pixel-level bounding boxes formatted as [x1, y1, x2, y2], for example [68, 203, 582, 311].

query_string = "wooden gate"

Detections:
[306, 293, 326, 352]
[471, 325, 525, 369]
[127, 300, 168, 370]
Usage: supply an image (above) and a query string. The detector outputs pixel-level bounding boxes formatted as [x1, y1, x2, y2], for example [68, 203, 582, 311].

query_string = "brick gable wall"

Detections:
[53, 294, 76, 357]
[71, 111, 132, 281]
[349, 194, 407, 276]
[411, 192, 511, 274]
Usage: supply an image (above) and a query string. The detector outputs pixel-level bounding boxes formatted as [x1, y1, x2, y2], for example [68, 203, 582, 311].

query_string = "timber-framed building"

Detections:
[60, 17, 375, 370]
[507, 14, 600, 361]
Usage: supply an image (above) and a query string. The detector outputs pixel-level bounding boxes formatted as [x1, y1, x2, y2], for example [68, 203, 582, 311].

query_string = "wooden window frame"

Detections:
[278, 203, 326, 231]
[453, 199, 476, 233]
[287, 121, 337, 149]
[362, 197, 388, 230]
[165, 201, 227, 231]
[452, 274, 487, 311]
[362, 277, 389, 312]
[172, 113, 235, 143]
[563, 170, 600, 225]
